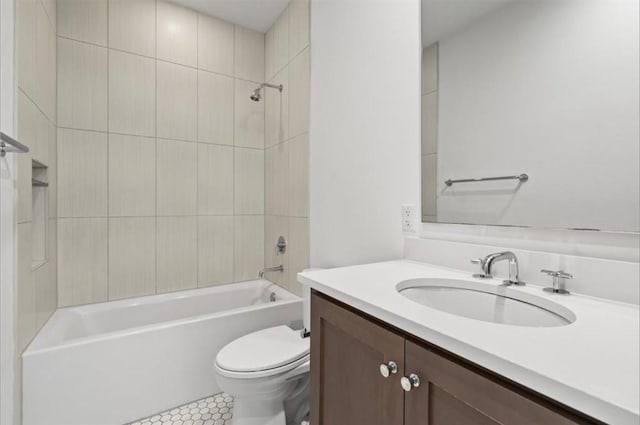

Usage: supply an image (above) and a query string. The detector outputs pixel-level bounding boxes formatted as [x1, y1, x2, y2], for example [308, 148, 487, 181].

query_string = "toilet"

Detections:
[214, 285, 313, 425]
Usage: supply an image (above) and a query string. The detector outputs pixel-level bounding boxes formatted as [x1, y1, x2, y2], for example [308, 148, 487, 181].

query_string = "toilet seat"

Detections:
[215, 326, 310, 379]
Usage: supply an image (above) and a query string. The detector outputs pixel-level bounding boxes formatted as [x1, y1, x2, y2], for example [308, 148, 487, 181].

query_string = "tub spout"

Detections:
[258, 265, 284, 279]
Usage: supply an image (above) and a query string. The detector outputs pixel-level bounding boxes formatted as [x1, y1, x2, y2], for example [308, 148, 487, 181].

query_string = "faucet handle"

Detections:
[541, 269, 572, 294]
[471, 258, 483, 265]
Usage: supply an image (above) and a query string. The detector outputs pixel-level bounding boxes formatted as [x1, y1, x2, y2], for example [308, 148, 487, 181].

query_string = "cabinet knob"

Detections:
[379, 361, 398, 378]
[401, 373, 421, 391]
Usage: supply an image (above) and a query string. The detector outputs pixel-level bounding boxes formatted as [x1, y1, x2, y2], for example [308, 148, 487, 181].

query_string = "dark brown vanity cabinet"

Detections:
[310, 291, 600, 425]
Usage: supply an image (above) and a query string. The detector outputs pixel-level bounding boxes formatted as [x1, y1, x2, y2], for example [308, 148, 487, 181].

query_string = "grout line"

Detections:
[154, 0, 158, 296]
[106, 0, 110, 302]
[195, 7, 200, 288]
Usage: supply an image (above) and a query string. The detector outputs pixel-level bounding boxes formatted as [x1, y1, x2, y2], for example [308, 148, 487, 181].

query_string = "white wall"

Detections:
[309, 0, 422, 268]
[436, 0, 640, 232]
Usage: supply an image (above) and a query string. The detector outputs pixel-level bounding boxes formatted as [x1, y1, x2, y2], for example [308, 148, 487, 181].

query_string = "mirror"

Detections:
[420, 0, 639, 232]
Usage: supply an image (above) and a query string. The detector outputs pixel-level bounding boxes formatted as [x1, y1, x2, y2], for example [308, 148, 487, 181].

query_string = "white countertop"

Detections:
[299, 260, 640, 425]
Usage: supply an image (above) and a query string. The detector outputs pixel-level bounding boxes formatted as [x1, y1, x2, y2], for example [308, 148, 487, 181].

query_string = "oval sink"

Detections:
[397, 278, 575, 327]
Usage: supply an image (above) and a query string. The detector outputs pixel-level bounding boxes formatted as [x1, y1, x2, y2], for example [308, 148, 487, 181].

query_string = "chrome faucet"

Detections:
[471, 252, 525, 286]
[258, 265, 284, 279]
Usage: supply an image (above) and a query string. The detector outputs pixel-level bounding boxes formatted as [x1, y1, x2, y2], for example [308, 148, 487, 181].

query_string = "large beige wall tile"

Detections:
[198, 14, 234, 76]
[17, 92, 35, 224]
[198, 70, 233, 145]
[422, 92, 438, 155]
[234, 79, 264, 148]
[273, 6, 289, 75]
[57, 38, 107, 131]
[57, 128, 108, 217]
[234, 148, 264, 215]
[265, 67, 288, 147]
[109, 50, 156, 137]
[157, 60, 197, 141]
[17, 223, 35, 352]
[109, 134, 156, 216]
[58, 218, 108, 306]
[157, 216, 197, 293]
[156, 0, 197, 67]
[265, 26, 275, 81]
[234, 215, 264, 281]
[198, 216, 234, 286]
[157, 139, 197, 215]
[109, 217, 156, 300]
[109, 0, 156, 57]
[17, 0, 37, 98]
[422, 154, 437, 216]
[264, 215, 288, 288]
[234, 25, 264, 82]
[41, 0, 56, 31]
[47, 123, 58, 218]
[288, 133, 309, 217]
[197, 144, 233, 215]
[36, 2, 56, 122]
[289, 0, 309, 60]
[288, 47, 309, 137]
[34, 107, 51, 166]
[265, 142, 289, 216]
[16, 153, 32, 225]
[35, 261, 56, 330]
[422, 43, 438, 95]
[287, 217, 308, 295]
[46, 217, 58, 301]
[57, 0, 107, 45]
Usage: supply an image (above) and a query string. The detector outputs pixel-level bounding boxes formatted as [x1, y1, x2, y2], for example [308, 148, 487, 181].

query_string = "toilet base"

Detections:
[232, 396, 287, 425]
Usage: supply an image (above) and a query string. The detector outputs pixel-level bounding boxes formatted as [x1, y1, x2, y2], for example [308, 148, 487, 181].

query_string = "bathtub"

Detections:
[22, 280, 302, 425]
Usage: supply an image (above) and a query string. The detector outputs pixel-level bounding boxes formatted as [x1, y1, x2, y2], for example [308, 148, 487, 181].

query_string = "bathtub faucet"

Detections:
[258, 265, 284, 279]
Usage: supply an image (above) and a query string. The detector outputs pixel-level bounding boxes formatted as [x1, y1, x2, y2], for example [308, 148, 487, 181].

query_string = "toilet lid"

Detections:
[216, 326, 310, 373]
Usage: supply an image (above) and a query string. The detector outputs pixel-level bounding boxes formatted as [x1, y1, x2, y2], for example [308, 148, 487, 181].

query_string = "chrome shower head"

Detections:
[250, 88, 262, 102]
[249, 83, 283, 102]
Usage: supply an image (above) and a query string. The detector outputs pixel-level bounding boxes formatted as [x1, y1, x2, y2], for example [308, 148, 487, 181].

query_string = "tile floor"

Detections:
[128, 393, 233, 425]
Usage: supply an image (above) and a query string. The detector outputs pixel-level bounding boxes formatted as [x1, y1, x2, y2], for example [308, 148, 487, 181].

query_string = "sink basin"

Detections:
[397, 279, 575, 327]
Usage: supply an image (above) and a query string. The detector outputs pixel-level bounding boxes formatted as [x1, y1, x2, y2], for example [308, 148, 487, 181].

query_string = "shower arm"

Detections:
[260, 83, 283, 92]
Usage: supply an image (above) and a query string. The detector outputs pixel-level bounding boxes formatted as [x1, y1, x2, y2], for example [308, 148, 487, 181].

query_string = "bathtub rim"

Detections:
[24, 280, 301, 356]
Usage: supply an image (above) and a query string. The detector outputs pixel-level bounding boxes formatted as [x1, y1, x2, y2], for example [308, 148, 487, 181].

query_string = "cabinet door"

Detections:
[310, 292, 405, 425]
[404, 340, 596, 425]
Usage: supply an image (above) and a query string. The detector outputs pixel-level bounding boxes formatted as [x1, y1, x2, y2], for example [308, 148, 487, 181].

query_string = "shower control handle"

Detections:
[401, 373, 421, 391]
[379, 361, 398, 378]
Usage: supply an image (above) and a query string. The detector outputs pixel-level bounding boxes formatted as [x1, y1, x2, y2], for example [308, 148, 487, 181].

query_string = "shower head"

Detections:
[249, 83, 283, 102]
[250, 88, 262, 102]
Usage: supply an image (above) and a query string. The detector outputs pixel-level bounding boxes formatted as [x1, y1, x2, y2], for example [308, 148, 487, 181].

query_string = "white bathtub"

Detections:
[22, 280, 302, 425]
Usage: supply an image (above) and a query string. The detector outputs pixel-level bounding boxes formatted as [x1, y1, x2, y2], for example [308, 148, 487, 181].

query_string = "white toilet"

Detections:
[214, 285, 313, 425]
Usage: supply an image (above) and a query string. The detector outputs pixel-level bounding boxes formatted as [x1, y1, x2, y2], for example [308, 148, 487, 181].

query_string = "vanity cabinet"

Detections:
[310, 291, 600, 425]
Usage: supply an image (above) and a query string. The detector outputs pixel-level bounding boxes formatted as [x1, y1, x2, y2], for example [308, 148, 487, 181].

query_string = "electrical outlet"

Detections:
[401, 204, 417, 232]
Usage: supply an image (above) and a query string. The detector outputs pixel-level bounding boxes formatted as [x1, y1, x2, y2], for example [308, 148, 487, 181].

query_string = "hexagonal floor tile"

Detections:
[127, 392, 234, 425]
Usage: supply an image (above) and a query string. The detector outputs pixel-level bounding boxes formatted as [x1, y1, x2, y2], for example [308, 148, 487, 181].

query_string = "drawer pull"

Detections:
[379, 361, 398, 378]
[401, 373, 421, 391]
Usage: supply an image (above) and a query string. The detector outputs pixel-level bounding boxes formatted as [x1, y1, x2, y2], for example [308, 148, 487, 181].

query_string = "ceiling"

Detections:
[422, 0, 514, 46]
[170, 0, 289, 32]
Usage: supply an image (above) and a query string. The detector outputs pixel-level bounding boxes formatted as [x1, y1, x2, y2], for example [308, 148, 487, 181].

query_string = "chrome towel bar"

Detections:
[445, 173, 529, 186]
[0, 132, 29, 157]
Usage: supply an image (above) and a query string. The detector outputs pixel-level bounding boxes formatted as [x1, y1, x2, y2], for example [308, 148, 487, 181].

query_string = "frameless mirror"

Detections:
[420, 0, 639, 232]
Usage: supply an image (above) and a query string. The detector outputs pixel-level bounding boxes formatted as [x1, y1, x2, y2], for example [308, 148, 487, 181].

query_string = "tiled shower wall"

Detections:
[263, 0, 310, 296]
[56, 0, 267, 306]
[15, 0, 58, 421]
